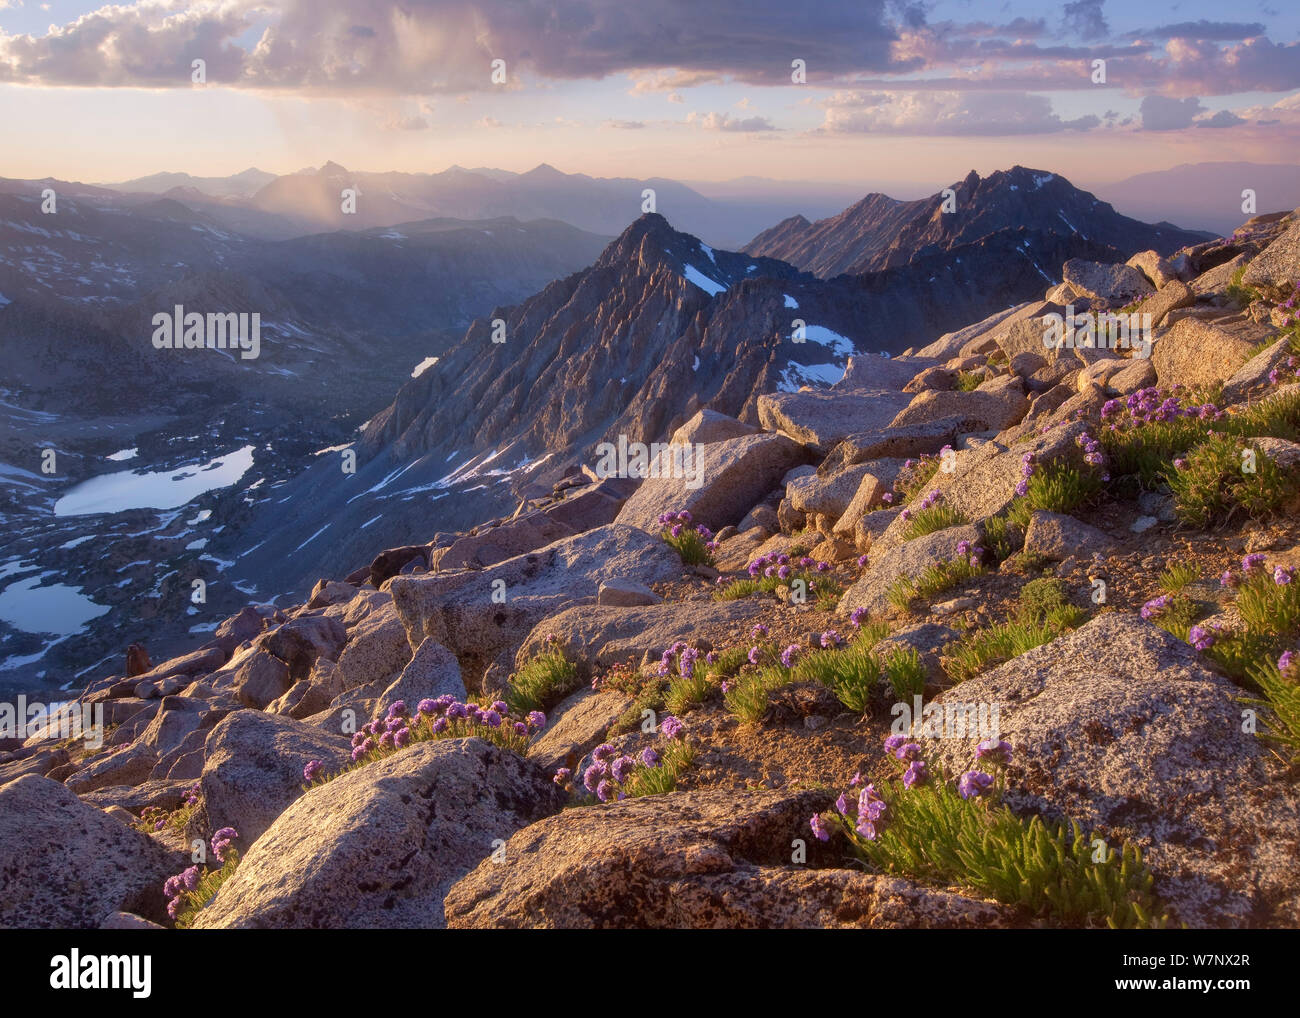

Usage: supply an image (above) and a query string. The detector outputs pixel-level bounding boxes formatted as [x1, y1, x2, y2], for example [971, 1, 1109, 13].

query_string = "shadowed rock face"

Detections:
[192, 738, 565, 929]
[0, 775, 186, 928]
[357, 196, 1175, 505]
[444, 787, 1016, 928]
[925, 613, 1300, 929]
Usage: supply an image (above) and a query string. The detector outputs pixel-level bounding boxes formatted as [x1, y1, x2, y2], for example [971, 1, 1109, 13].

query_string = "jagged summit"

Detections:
[745, 166, 1209, 278]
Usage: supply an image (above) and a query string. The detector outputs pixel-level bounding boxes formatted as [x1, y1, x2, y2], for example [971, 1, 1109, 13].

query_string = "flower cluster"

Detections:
[747, 550, 831, 579]
[1014, 452, 1035, 498]
[1221, 554, 1291, 590]
[658, 510, 719, 554]
[954, 539, 985, 568]
[1280, 650, 1297, 679]
[569, 728, 680, 803]
[656, 640, 700, 679]
[344, 696, 546, 764]
[811, 736, 1014, 844]
[138, 782, 201, 834]
[884, 733, 929, 788]
[1269, 279, 1299, 329]
[1100, 386, 1224, 430]
[211, 827, 238, 863]
[1076, 431, 1109, 480]
[163, 866, 201, 920]
[1140, 594, 1171, 619]
[1187, 623, 1222, 652]
[163, 826, 241, 922]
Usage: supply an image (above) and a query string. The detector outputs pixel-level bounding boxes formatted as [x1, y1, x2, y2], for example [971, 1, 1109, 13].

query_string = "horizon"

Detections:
[3, 1, 1299, 188]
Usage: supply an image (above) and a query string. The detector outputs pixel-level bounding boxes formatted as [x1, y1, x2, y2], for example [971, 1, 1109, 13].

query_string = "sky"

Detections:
[2, 0, 1299, 194]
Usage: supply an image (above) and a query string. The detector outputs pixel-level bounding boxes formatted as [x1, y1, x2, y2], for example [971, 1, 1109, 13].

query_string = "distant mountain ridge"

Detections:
[744, 166, 1211, 278]
[100, 161, 854, 248]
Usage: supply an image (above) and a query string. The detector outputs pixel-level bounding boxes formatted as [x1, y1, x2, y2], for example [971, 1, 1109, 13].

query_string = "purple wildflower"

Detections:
[958, 771, 995, 799]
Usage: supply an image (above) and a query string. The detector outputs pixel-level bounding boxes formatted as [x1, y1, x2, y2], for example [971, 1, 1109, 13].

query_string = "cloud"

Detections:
[1124, 20, 1266, 41]
[604, 119, 646, 129]
[1061, 0, 1108, 42]
[1139, 94, 1203, 130]
[0, 0, 908, 92]
[687, 111, 776, 132]
[819, 90, 1101, 135]
[667, 91, 684, 103]
[384, 114, 429, 130]
[0, 0, 1295, 105]
[1196, 109, 1245, 128]
[476, 115, 502, 128]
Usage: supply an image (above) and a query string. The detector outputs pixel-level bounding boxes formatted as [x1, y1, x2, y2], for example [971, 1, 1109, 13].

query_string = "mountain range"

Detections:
[0, 163, 1227, 691]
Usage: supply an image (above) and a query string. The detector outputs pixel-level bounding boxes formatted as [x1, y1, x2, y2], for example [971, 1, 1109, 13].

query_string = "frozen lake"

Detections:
[53, 445, 255, 517]
[0, 573, 110, 636]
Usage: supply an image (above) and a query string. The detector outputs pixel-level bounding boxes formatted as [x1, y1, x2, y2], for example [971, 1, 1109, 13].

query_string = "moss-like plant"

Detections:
[506, 644, 580, 715]
[887, 555, 986, 613]
[943, 605, 1085, 683]
[1168, 434, 1296, 528]
[813, 741, 1173, 928]
[1006, 462, 1103, 530]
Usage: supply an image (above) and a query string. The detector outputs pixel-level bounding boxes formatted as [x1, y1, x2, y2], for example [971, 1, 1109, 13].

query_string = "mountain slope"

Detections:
[744, 166, 1211, 277]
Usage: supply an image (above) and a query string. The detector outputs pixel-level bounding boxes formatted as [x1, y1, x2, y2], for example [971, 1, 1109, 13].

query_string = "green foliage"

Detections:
[700, 645, 750, 681]
[887, 556, 986, 613]
[136, 784, 200, 836]
[1225, 264, 1261, 309]
[1224, 386, 1300, 444]
[610, 684, 666, 736]
[723, 666, 784, 725]
[1157, 563, 1200, 595]
[1244, 659, 1300, 764]
[1017, 577, 1068, 623]
[835, 779, 1171, 928]
[1235, 569, 1300, 637]
[662, 527, 715, 566]
[624, 740, 697, 797]
[954, 371, 984, 392]
[982, 514, 1022, 563]
[172, 855, 239, 930]
[665, 671, 710, 715]
[1100, 416, 1210, 489]
[1006, 462, 1103, 530]
[1168, 435, 1296, 528]
[1191, 566, 1300, 687]
[943, 603, 1085, 683]
[792, 640, 884, 714]
[895, 455, 945, 505]
[853, 619, 893, 651]
[506, 645, 580, 715]
[1145, 594, 1198, 642]
[880, 646, 927, 702]
[902, 503, 968, 539]
[715, 578, 762, 600]
[713, 568, 829, 603]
